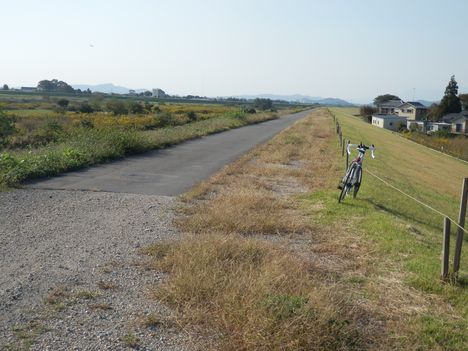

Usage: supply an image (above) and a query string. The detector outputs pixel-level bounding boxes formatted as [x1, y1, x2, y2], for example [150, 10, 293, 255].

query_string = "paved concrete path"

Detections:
[28, 110, 312, 195]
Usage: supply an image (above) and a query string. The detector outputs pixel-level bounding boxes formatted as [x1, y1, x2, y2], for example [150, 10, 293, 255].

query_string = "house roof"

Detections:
[451, 115, 468, 123]
[372, 114, 407, 120]
[378, 100, 404, 108]
[403, 101, 427, 109]
[442, 112, 468, 123]
[430, 122, 451, 126]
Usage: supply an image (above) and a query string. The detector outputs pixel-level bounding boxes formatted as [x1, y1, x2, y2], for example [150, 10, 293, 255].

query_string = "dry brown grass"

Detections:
[148, 234, 375, 351]
[180, 181, 310, 235]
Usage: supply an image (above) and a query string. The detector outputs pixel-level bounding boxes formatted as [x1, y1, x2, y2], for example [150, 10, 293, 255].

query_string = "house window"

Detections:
[456, 124, 462, 132]
[389, 122, 393, 126]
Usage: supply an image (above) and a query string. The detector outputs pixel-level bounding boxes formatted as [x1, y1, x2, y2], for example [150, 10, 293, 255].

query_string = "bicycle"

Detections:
[338, 142, 375, 203]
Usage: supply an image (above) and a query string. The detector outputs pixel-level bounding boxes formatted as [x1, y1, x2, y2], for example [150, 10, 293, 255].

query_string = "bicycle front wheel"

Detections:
[339, 163, 356, 203]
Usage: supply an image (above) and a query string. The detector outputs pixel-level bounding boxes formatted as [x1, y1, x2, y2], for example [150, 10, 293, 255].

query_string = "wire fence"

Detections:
[364, 168, 468, 235]
[332, 112, 466, 234]
[331, 110, 468, 278]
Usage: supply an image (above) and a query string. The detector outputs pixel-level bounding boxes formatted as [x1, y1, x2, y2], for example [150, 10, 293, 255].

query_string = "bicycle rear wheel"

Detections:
[352, 167, 362, 198]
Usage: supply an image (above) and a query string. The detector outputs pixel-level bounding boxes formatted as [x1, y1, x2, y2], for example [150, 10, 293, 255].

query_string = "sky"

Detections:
[1, 0, 467, 103]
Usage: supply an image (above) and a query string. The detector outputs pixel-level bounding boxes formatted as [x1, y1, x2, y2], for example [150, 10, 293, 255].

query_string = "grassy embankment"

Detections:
[0, 105, 303, 188]
[325, 107, 468, 349]
[143, 107, 467, 350]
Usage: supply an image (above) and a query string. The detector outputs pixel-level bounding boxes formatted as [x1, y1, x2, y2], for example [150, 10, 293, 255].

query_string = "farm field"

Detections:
[144, 108, 468, 350]
[0, 92, 305, 188]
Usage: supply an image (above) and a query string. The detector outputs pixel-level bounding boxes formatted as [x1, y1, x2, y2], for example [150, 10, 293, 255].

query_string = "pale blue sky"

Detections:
[1, 0, 467, 102]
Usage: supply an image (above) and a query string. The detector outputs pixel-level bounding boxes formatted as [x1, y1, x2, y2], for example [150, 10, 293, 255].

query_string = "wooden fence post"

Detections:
[341, 138, 345, 157]
[453, 177, 468, 275]
[441, 217, 451, 280]
[345, 140, 349, 170]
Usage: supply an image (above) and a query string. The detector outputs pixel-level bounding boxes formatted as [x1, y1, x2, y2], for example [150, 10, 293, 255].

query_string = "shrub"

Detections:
[432, 129, 451, 138]
[186, 111, 197, 122]
[243, 107, 257, 114]
[359, 105, 377, 116]
[0, 111, 16, 146]
[36, 120, 64, 144]
[79, 102, 94, 113]
[127, 101, 144, 114]
[80, 119, 94, 129]
[229, 110, 247, 120]
[106, 100, 128, 115]
[157, 112, 174, 127]
[57, 99, 69, 108]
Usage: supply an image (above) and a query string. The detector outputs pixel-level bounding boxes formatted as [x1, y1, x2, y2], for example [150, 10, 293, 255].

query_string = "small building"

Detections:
[407, 120, 427, 132]
[377, 99, 404, 115]
[451, 115, 468, 135]
[442, 112, 468, 135]
[20, 87, 37, 92]
[427, 122, 451, 133]
[372, 114, 407, 131]
[395, 101, 428, 121]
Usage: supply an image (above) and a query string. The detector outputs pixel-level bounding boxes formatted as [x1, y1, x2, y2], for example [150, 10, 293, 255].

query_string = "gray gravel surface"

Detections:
[0, 189, 192, 350]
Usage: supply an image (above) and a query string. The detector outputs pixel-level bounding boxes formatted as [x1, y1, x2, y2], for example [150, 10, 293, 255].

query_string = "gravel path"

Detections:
[0, 189, 191, 350]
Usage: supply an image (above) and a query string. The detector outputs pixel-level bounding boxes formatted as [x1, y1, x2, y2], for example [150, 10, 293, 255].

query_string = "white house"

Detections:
[451, 115, 468, 135]
[372, 115, 407, 131]
[377, 100, 404, 114]
[442, 112, 468, 135]
[395, 101, 428, 121]
[427, 122, 451, 133]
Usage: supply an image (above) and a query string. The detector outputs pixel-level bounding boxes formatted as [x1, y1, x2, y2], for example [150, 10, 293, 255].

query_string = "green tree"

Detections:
[426, 103, 440, 122]
[373, 94, 401, 106]
[459, 93, 468, 110]
[253, 98, 273, 110]
[436, 75, 461, 118]
[2, 84, 8, 90]
[359, 105, 377, 117]
[37, 79, 75, 93]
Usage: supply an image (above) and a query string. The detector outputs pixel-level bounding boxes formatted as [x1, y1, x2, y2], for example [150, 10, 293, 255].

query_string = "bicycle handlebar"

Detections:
[347, 143, 375, 159]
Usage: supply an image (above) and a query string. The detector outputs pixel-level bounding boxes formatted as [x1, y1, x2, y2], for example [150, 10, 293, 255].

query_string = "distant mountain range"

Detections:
[415, 100, 436, 107]
[72, 83, 148, 94]
[232, 94, 354, 106]
[71, 84, 355, 106]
